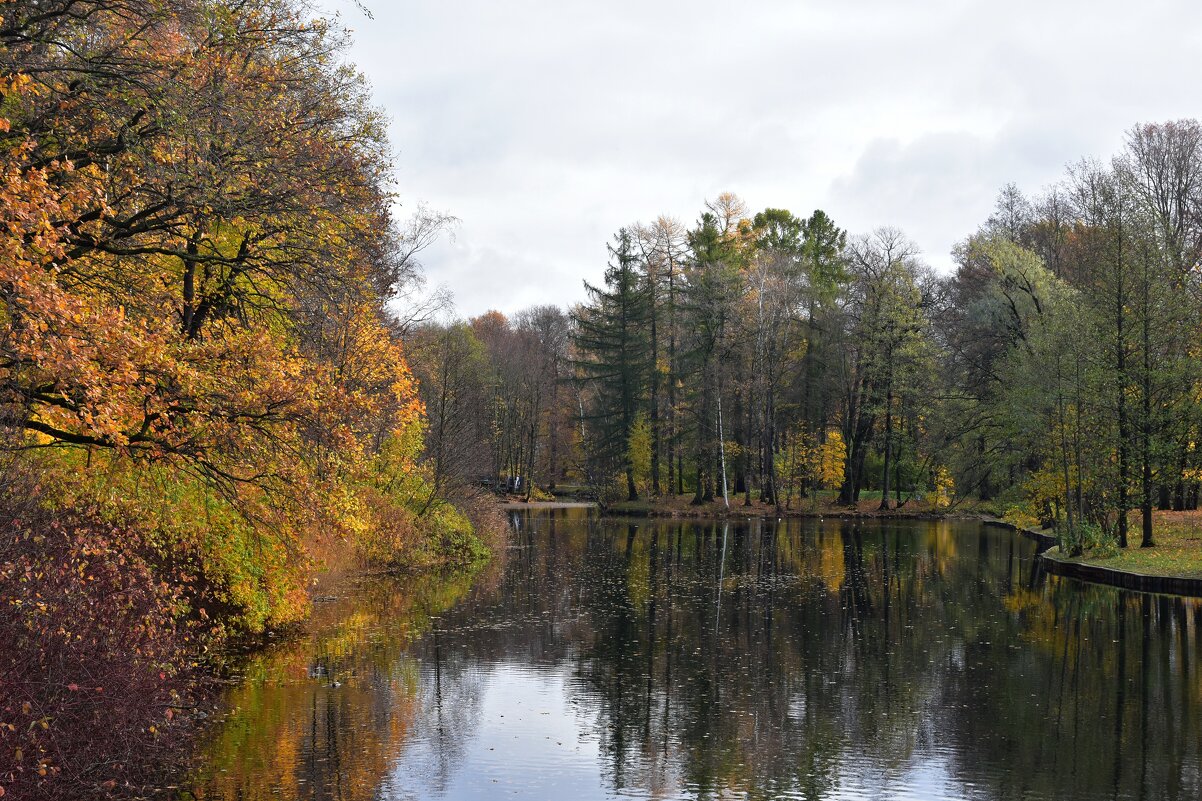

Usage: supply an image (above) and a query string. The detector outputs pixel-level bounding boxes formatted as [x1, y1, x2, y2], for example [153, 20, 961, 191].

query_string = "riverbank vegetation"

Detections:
[7, 1, 1202, 796]
[1046, 510, 1202, 579]
[0, 1, 494, 797]
[417, 124, 1202, 570]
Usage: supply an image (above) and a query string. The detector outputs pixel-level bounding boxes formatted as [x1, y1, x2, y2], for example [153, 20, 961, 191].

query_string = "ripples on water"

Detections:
[183, 511, 1202, 801]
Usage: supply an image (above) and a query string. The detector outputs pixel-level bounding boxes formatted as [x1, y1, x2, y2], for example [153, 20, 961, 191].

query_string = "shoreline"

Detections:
[979, 517, 1060, 549]
[509, 496, 1043, 533]
[1039, 547, 1202, 597]
[507, 498, 1202, 597]
[515, 494, 961, 521]
[500, 500, 599, 510]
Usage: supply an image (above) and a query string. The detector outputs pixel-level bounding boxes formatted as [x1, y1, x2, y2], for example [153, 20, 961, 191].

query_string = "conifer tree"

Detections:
[573, 229, 653, 500]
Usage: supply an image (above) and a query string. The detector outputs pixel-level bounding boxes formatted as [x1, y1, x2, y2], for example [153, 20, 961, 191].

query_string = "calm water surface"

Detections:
[184, 510, 1202, 801]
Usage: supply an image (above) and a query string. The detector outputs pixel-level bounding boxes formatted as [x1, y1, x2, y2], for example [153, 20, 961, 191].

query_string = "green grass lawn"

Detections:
[1054, 510, 1202, 578]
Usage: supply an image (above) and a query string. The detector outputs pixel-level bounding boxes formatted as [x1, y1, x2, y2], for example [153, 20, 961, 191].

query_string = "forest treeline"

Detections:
[0, 1, 491, 797]
[5, 0, 1202, 797]
[415, 121, 1202, 558]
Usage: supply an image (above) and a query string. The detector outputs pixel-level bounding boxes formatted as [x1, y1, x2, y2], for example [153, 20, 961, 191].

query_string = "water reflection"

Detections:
[185, 511, 1202, 801]
[185, 571, 486, 801]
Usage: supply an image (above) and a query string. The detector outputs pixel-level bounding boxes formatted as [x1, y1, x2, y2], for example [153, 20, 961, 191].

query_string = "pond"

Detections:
[181, 510, 1202, 801]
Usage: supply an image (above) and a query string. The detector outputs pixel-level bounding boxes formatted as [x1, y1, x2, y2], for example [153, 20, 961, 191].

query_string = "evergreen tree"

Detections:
[681, 212, 745, 503]
[573, 229, 653, 500]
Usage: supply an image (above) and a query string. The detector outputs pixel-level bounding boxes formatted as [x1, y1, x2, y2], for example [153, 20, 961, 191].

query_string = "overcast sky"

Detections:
[325, 0, 1202, 318]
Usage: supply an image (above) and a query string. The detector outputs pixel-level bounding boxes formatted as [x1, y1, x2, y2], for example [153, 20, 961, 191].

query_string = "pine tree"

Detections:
[572, 229, 654, 501]
[681, 212, 745, 504]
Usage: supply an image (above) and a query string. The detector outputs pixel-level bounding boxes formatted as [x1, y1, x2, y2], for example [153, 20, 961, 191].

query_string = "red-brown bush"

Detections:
[0, 468, 202, 799]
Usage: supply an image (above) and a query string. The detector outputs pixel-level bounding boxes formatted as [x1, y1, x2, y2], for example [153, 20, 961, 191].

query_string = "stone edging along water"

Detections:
[1037, 548, 1202, 597]
[979, 518, 1202, 597]
[980, 517, 1059, 548]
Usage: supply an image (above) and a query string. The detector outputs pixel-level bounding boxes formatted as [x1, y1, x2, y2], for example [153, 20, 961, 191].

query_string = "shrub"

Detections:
[1080, 522, 1119, 558]
[34, 449, 309, 634]
[0, 471, 202, 800]
[1002, 505, 1041, 532]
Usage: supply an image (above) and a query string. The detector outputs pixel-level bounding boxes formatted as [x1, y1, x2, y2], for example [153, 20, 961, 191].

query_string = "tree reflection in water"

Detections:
[186, 510, 1202, 801]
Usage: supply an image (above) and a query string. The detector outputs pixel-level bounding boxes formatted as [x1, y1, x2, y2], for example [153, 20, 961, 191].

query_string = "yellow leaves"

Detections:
[816, 431, 846, 489]
[0, 73, 33, 93]
[0, 0, 467, 668]
[627, 412, 653, 494]
[1003, 506, 1041, 532]
[1023, 458, 1079, 518]
[776, 428, 845, 491]
[932, 466, 955, 510]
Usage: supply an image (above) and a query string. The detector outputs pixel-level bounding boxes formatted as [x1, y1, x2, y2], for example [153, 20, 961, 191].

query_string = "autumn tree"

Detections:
[1119, 121, 1202, 546]
[835, 229, 930, 506]
[1, 1, 481, 797]
[635, 217, 689, 494]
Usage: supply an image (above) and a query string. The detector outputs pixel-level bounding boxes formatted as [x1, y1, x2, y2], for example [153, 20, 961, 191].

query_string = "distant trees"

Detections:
[419, 120, 1202, 558]
[572, 230, 654, 500]
[407, 306, 576, 501]
[939, 120, 1202, 553]
[562, 196, 942, 511]
[407, 322, 492, 508]
[679, 211, 745, 504]
[525, 119, 1202, 558]
[834, 229, 933, 506]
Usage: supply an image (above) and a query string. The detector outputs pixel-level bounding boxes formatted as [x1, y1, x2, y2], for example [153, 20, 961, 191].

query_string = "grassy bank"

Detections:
[1044, 510, 1202, 580]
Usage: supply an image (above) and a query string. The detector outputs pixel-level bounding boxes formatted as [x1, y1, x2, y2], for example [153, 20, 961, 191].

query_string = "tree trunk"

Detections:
[1057, 354, 1080, 556]
[718, 389, 730, 510]
[1116, 214, 1130, 548]
[649, 291, 661, 497]
[879, 381, 893, 511]
[1140, 267, 1154, 548]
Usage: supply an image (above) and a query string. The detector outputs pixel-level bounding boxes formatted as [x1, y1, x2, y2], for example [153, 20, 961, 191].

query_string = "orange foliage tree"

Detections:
[2, 0, 416, 474]
[0, 0, 434, 561]
[1, 1, 469, 796]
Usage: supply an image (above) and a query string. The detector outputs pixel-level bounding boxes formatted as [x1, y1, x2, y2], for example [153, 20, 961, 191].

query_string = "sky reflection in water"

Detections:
[185, 510, 1202, 801]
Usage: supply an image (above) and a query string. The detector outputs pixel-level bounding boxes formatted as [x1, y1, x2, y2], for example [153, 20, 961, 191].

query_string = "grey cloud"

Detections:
[326, 0, 1202, 316]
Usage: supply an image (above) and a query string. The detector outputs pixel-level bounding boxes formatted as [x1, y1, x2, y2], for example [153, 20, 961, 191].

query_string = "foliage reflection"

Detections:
[187, 511, 1202, 801]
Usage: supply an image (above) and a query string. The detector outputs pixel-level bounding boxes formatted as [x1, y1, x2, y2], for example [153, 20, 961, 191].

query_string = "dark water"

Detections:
[184, 510, 1202, 801]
